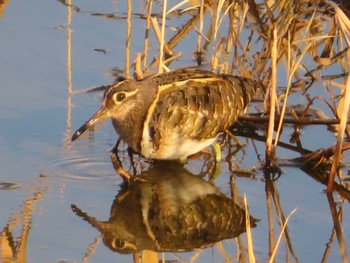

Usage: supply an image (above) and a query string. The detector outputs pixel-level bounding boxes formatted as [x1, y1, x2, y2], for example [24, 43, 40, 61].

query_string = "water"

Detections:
[1, 1, 349, 262]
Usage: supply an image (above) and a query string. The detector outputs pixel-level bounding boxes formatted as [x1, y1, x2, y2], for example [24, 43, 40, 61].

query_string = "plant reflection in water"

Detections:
[72, 162, 257, 254]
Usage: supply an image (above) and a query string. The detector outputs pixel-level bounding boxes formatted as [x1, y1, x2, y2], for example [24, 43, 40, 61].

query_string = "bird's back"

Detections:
[139, 69, 257, 159]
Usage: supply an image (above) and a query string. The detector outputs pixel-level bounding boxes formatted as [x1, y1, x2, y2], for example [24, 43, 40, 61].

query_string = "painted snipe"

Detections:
[72, 68, 257, 160]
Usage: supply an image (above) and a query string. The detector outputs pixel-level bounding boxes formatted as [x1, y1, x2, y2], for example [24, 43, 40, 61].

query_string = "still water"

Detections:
[0, 0, 349, 262]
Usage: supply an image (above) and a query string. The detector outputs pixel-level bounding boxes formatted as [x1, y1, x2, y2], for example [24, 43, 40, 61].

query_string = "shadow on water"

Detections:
[71, 162, 257, 254]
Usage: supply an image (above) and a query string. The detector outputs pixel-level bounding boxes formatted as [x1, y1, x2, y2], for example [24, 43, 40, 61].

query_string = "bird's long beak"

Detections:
[71, 107, 109, 141]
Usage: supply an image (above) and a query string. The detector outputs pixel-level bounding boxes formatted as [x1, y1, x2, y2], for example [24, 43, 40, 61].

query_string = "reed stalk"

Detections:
[327, 74, 350, 192]
[158, 0, 168, 74]
[196, 0, 204, 61]
[244, 195, 255, 263]
[274, 9, 316, 149]
[269, 209, 297, 263]
[125, 0, 132, 78]
[327, 192, 349, 262]
[327, 1, 350, 192]
[265, 27, 277, 163]
[142, 0, 153, 71]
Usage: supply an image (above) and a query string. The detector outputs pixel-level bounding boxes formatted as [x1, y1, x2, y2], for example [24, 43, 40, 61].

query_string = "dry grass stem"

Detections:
[82, 237, 101, 262]
[142, 0, 153, 71]
[241, 116, 336, 125]
[327, 1, 350, 192]
[166, 0, 192, 15]
[272, 184, 299, 261]
[162, 53, 182, 67]
[327, 193, 349, 262]
[216, 242, 231, 262]
[166, 13, 200, 56]
[268, 209, 297, 263]
[157, 0, 168, 74]
[150, 16, 174, 69]
[213, 0, 225, 42]
[266, 27, 277, 161]
[0, 188, 46, 262]
[244, 195, 255, 263]
[328, 74, 350, 191]
[140, 250, 159, 263]
[189, 249, 203, 263]
[125, 0, 132, 78]
[0, 0, 8, 16]
[66, 0, 72, 95]
[214, 1, 235, 41]
[273, 8, 317, 150]
[150, 17, 162, 44]
[211, 37, 225, 72]
[273, 30, 290, 149]
[69, 0, 350, 261]
[266, 179, 275, 260]
[133, 53, 143, 80]
[328, 1, 350, 46]
[63, 0, 73, 146]
[196, 0, 204, 58]
[194, 26, 213, 46]
[321, 219, 337, 263]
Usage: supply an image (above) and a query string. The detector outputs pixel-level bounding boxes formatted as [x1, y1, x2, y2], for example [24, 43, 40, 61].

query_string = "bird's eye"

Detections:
[112, 239, 126, 249]
[114, 92, 126, 102]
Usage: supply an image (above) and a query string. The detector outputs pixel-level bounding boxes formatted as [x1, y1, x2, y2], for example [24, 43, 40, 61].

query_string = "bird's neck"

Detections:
[112, 107, 145, 153]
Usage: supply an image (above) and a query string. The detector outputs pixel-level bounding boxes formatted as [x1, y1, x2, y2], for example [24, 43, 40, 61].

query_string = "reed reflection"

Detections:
[72, 162, 257, 254]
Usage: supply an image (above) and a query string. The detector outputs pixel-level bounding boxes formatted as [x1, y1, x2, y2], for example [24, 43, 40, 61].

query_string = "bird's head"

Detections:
[71, 80, 142, 141]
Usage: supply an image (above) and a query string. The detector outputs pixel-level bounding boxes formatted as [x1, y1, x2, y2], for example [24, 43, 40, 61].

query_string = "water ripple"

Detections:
[51, 155, 115, 181]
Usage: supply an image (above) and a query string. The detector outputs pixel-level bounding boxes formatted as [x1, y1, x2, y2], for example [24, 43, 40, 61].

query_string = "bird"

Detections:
[71, 163, 258, 253]
[71, 68, 257, 160]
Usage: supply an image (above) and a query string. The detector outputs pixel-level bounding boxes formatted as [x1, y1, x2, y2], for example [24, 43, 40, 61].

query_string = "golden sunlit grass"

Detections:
[327, 1, 350, 192]
[244, 195, 256, 263]
[59, 0, 350, 261]
[265, 27, 277, 163]
[3, 0, 350, 262]
[63, 0, 350, 261]
[121, 0, 350, 261]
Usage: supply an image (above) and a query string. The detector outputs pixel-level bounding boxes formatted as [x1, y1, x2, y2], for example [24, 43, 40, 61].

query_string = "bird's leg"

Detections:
[209, 142, 222, 180]
[187, 149, 211, 160]
[110, 151, 146, 182]
[110, 139, 145, 182]
[225, 129, 244, 149]
[110, 151, 134, 181]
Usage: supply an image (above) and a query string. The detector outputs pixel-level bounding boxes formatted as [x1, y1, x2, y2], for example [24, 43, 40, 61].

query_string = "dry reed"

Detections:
[269, 209, 297, 263]
[265, 27, 277, 163]
[244, 195, 255, 263]
[131, 0, 350, 261]
[125, 0, 132, 78]
[67, 0, 350, 261]
[327, 1, 350, 192]
[144, 0, 350, 259]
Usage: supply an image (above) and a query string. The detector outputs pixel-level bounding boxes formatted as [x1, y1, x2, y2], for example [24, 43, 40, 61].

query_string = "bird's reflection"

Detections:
[72, 162, 258, 254]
